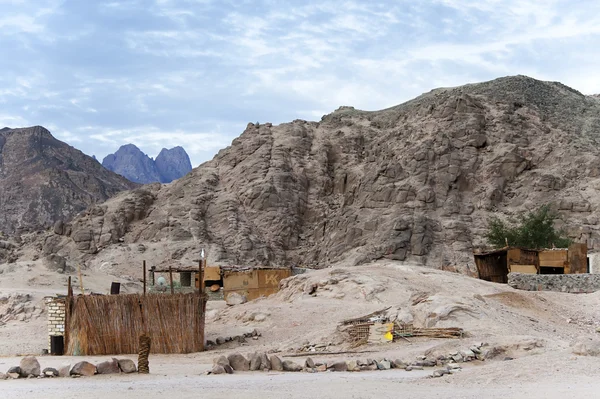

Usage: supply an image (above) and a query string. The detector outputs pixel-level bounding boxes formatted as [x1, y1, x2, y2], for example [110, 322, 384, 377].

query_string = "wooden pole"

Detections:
[169, 266, 174, 295]
[143, 260, 147, 296]
[77, 264, 84, 294]
[67, 276, 73, 297]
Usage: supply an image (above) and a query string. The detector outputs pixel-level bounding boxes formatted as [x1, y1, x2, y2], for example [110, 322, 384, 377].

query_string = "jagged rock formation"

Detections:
[102, 144, 192, 184]
[155, 147, 192, 183]
[0, 126, 137, 237]
[22, 76, 600, 274]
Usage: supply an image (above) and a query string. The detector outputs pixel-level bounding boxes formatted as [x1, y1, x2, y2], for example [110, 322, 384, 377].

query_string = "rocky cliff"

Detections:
[23, 76, 600, 274]
[0, 126, 137, 236]
[102, 144, 192, 184]
[155, 147, 192, 183]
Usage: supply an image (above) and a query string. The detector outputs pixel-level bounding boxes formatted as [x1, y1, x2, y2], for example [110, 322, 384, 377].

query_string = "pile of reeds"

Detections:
[65, 293, 206, 355]
[411, 327, 464, 338]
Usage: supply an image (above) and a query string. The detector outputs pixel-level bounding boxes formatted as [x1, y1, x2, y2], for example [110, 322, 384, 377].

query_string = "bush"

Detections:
[485, 205, 572, 249]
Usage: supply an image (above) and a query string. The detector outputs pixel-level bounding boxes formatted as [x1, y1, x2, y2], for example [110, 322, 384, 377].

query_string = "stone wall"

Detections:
[44, 297, 66, 351]
[507, 273, 600, 293]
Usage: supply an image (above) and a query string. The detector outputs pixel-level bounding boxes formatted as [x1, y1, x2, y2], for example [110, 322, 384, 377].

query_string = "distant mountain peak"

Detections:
[102, 144, 192, 184]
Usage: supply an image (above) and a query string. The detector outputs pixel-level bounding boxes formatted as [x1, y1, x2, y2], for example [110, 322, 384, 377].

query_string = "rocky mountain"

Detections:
[22, 76, 600, 275]
[102, 144, 192, 184]
[0, 126, 137, 236]
[155, 147, 193, 183]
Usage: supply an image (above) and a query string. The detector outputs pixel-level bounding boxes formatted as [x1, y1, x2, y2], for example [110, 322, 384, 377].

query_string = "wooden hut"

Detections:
[474, 243, 588, 283]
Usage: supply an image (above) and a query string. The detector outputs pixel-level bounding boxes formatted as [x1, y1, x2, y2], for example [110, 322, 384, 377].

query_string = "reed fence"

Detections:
[65, 293, 206, 355]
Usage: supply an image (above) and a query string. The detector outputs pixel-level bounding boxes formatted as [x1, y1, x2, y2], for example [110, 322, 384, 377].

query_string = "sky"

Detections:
[1, 0, 600, 167]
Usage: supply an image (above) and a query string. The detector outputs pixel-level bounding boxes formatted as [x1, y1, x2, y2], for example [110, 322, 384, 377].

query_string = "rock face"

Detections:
[0, 126, 137, 236]
[155, 146, 192, 183]
[21, 76, 600, 273]
[102, 144, 192, 184]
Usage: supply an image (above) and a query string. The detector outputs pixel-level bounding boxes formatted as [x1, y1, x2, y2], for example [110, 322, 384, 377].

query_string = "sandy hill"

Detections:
[14, 75, 600, 274]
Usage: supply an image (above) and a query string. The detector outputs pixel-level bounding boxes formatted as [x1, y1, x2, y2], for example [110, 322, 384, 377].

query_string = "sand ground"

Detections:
[2, 260, 600, 398]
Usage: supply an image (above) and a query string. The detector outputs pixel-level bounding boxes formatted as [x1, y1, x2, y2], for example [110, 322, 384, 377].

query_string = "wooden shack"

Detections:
[474, 243, 587, 283]
[220, 267, 291, 301]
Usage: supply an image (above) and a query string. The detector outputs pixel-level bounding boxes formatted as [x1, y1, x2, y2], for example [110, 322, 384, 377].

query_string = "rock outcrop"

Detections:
[17, 76, 600, 274]
[0, 126, 137, 235]
[155, 146, 192, 183]
[102, 144, 192, 184]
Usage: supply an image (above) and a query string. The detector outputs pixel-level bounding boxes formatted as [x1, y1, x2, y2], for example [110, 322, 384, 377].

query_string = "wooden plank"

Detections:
[509, 264, 537, 274]
[223, 270, 259, 291]
[539, 260, 567, 267]
[257, 269, 291, 288]
[569, 243, 588, 274]
[203, 266, 221, 282]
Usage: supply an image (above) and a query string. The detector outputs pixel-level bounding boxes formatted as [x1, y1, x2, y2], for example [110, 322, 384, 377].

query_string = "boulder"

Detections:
[118, 359, 137, 373]
[433, 369, 450, 378]
[391, 359, 406, 369]
[316, 364, 327, 372]
[270, 355, 283, 371]
[305, 357, 315, 369]
[214, 355, 230, 368]
[375, 360, 391, 370]
[282, 360, 302, 372]
[19, 356, 40, 377]
[224, 364, 234, 374]
[359, 364, 378, 371]
[58, 364, 71, 377]
[249, 352, 262, 371]
[346, 360, 360, 372]
[70, 361, 97, 376]
[0, 372, 6, 380]
[226, 292, 247, 306]
[7, 372, 20, 379]
[7, 366, 20, 376]
[259, 353, 271, 370]
[43, 368, 59, 377]
[97, 358, 120, 374]
[329, 361, 348, 372]
[227, 352, 249, 371]
[211, 365, 226, 375]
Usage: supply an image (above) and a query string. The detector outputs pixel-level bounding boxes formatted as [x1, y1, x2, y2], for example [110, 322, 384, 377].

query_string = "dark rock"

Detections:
[391, 359, 406, 369]
[227, 352, 249, 371]
[70, 361, 96, 376]
[224, 364, 234, 374]
[43, 367, 59, 377]
[7, 366, 21, 376]
[96, 358, 120, 374]
[118, 359, 137, 373]
[19, 356, 40, 377]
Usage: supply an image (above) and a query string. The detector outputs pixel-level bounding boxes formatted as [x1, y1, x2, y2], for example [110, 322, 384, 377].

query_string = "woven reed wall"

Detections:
[65, 293, 206, 355]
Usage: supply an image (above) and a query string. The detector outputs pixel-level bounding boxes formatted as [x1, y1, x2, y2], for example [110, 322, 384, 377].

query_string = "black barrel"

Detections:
[50, 335, 64, 356]
[110, 282, 121, 295]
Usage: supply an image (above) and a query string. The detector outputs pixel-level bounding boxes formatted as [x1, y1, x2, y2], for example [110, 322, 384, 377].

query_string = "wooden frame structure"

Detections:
[63, 260, 207, 355]
[474, 243, 588, 283]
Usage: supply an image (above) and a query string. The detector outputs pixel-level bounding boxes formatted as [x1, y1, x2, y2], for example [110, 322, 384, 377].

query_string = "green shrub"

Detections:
[485, 205, 572, 249]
